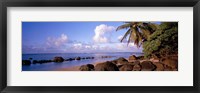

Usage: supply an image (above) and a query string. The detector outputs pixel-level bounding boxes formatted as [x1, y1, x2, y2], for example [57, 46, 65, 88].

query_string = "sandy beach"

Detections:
[55, 61, 105, 71]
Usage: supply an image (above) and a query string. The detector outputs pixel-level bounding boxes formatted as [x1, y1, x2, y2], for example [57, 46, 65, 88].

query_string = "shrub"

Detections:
[143, 22, 178, 58]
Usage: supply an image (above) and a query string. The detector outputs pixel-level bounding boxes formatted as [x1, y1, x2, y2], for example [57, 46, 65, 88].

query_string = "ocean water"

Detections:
[22, 52, 143, 71]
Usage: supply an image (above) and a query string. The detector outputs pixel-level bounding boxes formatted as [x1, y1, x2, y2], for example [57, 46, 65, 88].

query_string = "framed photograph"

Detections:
[0, 0, 199, 93]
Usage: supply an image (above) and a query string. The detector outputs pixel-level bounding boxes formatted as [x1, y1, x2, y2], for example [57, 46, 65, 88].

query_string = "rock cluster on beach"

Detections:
[79, 55, 178, 71]
[22, 56, 108, 65]
[22, 60, 31, 65]
[22, 55, 178, 71]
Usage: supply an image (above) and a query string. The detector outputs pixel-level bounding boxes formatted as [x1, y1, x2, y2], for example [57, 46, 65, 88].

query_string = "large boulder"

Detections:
[117, 65, 123, 68]
[119, 64, 133, 71]
[95, 62, 119, 71]
[115, 57, 128, 65]
[22, 60, 31, 65]
[140, 61, 156, 71]
[111, 60, 118, 64]
[116, 57, 128, 62]
[163, 65, 175, 71]
[162, 58, 178, 69]
[79, 64, 94, 71]
[132, 64, 141, 71]
[132, 61, 140, 65]
[152, 62, 164, 71]
[128, 55, 137, 62]
[53, 57, 64, 62]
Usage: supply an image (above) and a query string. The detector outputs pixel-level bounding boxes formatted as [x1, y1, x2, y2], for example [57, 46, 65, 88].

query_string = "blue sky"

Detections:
[22, 22, 143, 54]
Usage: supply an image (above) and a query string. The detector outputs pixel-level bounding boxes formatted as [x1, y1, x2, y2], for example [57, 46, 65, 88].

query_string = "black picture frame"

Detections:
[0, 0, 199, 93]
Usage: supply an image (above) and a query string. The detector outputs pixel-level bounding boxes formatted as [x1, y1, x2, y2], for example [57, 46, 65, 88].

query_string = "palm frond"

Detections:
[120, 29, 132, 42]
[116, 22, 159, 48]
[130, 27, 137, 42]
[136, 31, 143, 48]
[116, 23, 131, 31]
[127, 29, 133, 46]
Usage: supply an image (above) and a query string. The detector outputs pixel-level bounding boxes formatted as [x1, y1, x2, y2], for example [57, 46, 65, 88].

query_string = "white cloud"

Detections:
[73, 43, 82, 49]
[93, 24, 115, 43]
[24, 32, 142, 53]
[129, 43, 136, 47]
[92, 45, 98, 50]
[115, 42, 142, 52]
[46, 34, 68, 47]
[85, 45, 91, 49]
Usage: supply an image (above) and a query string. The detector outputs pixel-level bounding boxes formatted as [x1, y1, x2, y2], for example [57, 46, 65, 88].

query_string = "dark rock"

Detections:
[128, 55, 137, 61]
[132, 61, 140, 65]
[22, 60, 31, 65]
[40, 60, 52, 63]
[133, 64, 141, 71]
[117, 65, 123, 68]
[162, 59, 178, 69]
[163, 65, 174, 71]
[66, 58, 75, 61]
[111, 60, 118, 64]
[95, 62, 119, 71]
[32, 60, 38, 64]
[140, 61, 156, 71]
[115, 57, 128, 65]
[53, 57, 64, 62]
[102, 56, 112, 58]
[87, 64, 94, 69]
[117, 57, 128, 61]
[119, 64, 133, 71]
[32, 60, 52, 64]
[152, 62, 164, 71]
[75, 57, 81, 60]
[125, 62, 136, 66]
[79, 64, 94, 71]
[65, 59, 70, 61]
[79, 65, 90, 71]
[137, 56, 144, 60]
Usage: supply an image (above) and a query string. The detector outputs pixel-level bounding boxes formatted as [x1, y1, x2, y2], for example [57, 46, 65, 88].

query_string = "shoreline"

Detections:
[55, 55, 178, 71]
[55, 61, 106, 71]
[23, 54, 178, 71]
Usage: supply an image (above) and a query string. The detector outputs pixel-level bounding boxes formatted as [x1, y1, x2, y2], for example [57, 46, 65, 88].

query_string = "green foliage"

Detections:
[143, 22, 178, 58]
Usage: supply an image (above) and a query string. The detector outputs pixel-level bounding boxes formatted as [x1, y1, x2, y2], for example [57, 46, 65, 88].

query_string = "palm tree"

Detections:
[116, 22, 158, 48]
